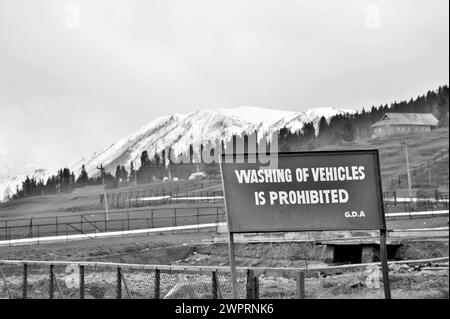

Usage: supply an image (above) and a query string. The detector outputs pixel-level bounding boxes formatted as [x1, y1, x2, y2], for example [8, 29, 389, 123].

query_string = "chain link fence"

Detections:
[1, 258, 447, 299]
[0, 261, 248, 299]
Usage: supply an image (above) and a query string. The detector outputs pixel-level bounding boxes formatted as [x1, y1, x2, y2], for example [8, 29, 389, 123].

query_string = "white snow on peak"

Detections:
[219, 106, 297, 125]
[69, 105, 355, 177]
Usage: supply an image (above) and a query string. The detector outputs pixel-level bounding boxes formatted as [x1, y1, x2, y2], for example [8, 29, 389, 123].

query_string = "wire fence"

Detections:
[388, 148, 449, 190]
[0, 261, 248, 299]
[0, 205, 226, 242]
[102, 180, 223, 209]
[1, 197, 448, 244]
[0, 258, 447, 299]
[382, 190, 449, 213]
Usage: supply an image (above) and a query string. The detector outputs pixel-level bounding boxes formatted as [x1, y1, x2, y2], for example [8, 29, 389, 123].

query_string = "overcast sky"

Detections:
[0, 0, 449, 175]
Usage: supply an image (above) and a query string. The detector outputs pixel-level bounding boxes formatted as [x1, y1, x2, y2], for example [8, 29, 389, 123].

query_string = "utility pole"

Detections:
[402, 142, 413, 198]
[97, 164, 109, 221]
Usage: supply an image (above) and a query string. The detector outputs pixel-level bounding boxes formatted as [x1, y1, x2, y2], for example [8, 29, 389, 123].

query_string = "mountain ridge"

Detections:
[71, 106, 354, 177]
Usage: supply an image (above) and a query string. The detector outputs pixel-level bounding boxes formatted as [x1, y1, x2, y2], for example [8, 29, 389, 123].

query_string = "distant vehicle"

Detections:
[189, 172, 207, 181]
[163, 176, 180, 182]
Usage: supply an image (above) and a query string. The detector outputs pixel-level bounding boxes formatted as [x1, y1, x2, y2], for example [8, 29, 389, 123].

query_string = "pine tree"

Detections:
[129, 162, 136, 184]
[115, 165, 122, 183]
[121, 166, 128, 182]
[76, 165, 89, 187]
[141, 151, 149, 167]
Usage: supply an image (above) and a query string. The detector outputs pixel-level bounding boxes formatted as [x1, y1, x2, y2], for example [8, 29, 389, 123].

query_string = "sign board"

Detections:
[220, 150, 386, 233]
[220, 150, 391, 299]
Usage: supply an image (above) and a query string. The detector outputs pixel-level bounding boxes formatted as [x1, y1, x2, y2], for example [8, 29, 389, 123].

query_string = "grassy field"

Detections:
[0, 179, 222, 219]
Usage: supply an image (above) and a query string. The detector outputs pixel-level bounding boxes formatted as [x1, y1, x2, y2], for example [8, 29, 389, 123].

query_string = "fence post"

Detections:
[49, 264, 54, 299]
[173, 209, 177, 234]
[117, 267, 122, 299]
[154, 269, 160, 299]
[246, 269, 258, 299]
[255, 272, 259, 299]
[211, 271, 218, 299]
[23, 264, 28, 299]
[296, 271, 305, 299]
[216, 208, 220, 233]
[151, 210, 154, 228]
[79, 265, 85, 299]
[197, 208, 200, 232]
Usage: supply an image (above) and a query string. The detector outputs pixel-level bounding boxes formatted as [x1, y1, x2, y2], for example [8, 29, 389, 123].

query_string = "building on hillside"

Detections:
[371, 113, 439, 138]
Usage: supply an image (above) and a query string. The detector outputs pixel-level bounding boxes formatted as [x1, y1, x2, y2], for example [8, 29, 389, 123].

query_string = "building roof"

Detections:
[372, 113, 439, 128]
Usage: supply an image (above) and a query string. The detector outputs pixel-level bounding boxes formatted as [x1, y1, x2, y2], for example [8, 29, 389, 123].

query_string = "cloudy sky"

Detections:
[0, 0, 448, 175]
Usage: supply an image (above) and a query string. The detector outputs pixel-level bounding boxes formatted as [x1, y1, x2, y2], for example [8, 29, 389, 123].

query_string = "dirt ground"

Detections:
[0, 224, 448, 299]
[258, 268, 449, 299]
[170, 250, 448, 299]
[0, 231, 210, 262]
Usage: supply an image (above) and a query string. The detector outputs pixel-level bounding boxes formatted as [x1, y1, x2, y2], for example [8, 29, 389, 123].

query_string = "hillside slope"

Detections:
[311, 128, 449, 190]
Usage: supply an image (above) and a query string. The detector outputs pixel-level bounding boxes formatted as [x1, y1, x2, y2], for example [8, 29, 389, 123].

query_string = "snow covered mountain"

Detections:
[70, 106, 355, 177]
[0, 106, 354, 201]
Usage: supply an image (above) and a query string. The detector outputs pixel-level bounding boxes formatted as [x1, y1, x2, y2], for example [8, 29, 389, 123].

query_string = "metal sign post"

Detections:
[220, 150, 391, 299]
[374, 152, 392, 298]
[219, 155, 239, 298]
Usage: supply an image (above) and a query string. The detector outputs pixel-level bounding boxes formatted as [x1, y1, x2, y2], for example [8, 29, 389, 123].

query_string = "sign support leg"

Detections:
[228, 232, 238, 299]
[380, 229, 391, 299]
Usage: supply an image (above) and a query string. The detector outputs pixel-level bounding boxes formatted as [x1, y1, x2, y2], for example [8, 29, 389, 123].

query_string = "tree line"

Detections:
[12, 164, 129, 200]
[279, 85, 449, 150]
